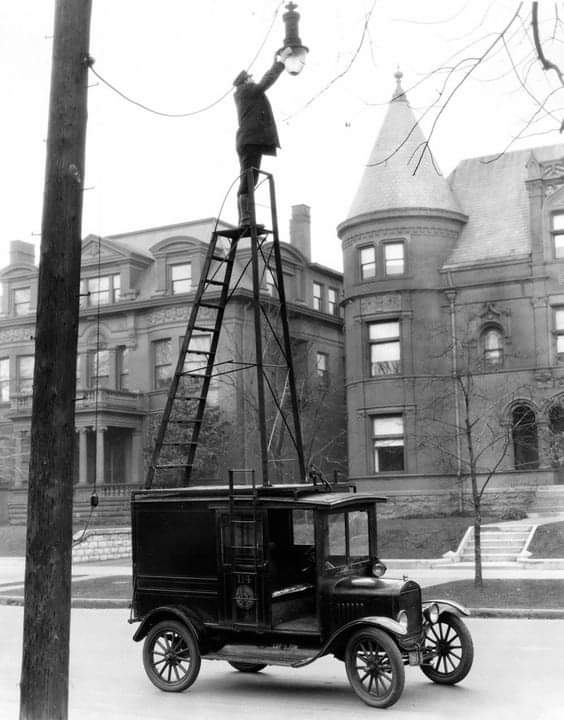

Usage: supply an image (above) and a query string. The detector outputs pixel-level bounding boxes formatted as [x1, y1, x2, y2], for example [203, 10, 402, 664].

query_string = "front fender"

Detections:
[293, 616, 406, 668]
[132, 605, 205, 643]
[423, 599, 471, 617]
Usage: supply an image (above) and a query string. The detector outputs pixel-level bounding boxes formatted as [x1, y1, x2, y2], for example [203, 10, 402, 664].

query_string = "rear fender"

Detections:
[423, 599, 471, 617]
[132, 605, 205, 643]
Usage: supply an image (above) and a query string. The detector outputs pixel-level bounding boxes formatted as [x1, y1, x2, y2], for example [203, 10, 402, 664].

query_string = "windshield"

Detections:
[326, 509, 371, 571]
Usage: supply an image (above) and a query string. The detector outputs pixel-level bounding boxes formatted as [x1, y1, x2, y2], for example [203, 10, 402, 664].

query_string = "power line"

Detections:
[88, 1, 285, 118]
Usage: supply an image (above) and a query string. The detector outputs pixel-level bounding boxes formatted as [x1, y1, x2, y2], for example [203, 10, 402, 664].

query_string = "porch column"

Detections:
[131, 430, 143, 485]
[13, 431, 23, 488]
[96, 425, 107, 486]
[78, 427, 88, 485]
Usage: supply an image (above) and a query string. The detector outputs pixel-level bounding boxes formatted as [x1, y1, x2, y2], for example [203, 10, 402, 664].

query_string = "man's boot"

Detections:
[238, 194, 251, 226]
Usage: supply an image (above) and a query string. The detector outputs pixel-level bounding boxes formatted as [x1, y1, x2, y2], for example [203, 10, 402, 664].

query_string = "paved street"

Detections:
[1, 606, 563, 720]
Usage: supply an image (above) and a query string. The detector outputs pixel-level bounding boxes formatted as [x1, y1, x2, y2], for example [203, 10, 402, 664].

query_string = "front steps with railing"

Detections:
[450, 522, 536, 564]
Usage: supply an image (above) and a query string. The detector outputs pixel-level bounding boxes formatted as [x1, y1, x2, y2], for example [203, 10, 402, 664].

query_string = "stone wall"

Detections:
[72, 527, 131, 562]
[375, 486, 537, 520]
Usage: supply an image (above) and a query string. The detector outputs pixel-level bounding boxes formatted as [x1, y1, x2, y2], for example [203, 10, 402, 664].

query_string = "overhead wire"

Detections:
[88, 1, 285, 118]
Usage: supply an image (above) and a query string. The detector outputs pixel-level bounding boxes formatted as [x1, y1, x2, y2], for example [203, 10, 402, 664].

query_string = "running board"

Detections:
[203, 643, 318, 667]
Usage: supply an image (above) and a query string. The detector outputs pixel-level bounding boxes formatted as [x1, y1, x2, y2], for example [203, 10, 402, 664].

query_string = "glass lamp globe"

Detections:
[283, 46, 308, 75]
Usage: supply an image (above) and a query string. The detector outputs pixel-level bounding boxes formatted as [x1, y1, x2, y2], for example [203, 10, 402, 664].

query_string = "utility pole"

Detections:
[19, 2, 92, 719]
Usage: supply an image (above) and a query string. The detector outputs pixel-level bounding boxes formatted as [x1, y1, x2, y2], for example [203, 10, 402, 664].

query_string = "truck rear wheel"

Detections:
[142, 620, 201, 692]
[345, 627, 405, 708]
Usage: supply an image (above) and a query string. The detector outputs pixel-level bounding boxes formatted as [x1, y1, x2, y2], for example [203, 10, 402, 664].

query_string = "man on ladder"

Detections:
[233, 46, 293, 227]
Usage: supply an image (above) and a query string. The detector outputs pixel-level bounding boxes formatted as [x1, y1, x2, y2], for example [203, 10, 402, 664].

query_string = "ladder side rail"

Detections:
[267, 174, 307, 482]
[183, 235, 240, 482]
[146, 231, 225, 488]
[248, 170, 270, 487]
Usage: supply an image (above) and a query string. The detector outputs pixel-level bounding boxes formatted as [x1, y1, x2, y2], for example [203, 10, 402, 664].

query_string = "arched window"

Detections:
[549, 405, 564, 469]
[512, 406, 539, 469]
[482, 326, 504, 369]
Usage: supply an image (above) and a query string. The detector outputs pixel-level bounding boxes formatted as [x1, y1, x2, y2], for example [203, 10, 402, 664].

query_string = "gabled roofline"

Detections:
[105, 217, 236, 241]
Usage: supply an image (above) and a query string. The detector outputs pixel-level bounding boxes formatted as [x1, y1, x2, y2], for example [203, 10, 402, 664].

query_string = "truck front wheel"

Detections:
[421, 612, 473, 685]
[345, 627, 405, 708]
[142, 619, 201, 692]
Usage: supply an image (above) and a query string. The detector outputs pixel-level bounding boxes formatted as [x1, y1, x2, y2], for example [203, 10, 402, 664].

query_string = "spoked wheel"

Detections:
[228, 661, 267, 673]
[345, 627, 405, 708]
[421, 613, 474, 684]
[142, 620, 201, 692]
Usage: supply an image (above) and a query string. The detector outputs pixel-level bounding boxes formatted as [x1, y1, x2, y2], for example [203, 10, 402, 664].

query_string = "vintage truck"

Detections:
[129, 476, 473, 708]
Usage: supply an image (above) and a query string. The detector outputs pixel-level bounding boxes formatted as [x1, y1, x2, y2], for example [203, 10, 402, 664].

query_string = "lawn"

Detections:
[2, 518, 564, 560]
[378, 516, 480, 559]
[528, 521, 564, 558]
[3, 575, 563, 611]
[423, 579, 564, 609]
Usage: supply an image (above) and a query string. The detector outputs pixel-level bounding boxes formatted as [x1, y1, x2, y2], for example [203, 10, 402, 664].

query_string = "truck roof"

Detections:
[131, 483, 387, 509]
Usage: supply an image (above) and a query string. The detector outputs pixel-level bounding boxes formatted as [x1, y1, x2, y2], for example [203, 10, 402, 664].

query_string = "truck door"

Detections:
[218, 509, 268, 629]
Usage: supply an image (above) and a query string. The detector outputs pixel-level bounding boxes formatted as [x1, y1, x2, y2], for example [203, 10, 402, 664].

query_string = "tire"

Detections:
[228, 661, 267, 673]
[142, 619, 201, 692]
[421, 613, 474, 685]
[345, 627, 405, 708]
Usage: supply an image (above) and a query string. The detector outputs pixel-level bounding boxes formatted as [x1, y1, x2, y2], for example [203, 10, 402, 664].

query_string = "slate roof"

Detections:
[344, 72, 462, 222]
[104, 218, 235, 256]
[444, 144, 564, 268]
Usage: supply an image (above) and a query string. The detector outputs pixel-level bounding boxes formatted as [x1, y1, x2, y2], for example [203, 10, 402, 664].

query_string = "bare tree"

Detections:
[417, 323, 537, 587]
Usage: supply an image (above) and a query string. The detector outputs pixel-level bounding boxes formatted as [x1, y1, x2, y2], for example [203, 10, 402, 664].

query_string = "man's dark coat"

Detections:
[234, 60, 285, 155]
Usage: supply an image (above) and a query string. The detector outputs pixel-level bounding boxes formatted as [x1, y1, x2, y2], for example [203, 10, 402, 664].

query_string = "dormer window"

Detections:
[11, 287, 31, 316]
[81, 274, 121, 308]
[170, 263, 192, 294]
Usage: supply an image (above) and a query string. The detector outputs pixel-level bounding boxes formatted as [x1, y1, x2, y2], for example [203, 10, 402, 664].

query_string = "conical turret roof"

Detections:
[344, 71, 462, 222]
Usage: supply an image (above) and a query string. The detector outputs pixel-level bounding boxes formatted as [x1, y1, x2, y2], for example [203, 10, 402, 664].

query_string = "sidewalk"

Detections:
[2, 553, 564, 617]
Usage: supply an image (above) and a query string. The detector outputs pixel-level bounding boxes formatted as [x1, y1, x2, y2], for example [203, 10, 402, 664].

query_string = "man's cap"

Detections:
[233, 70, 251, 87]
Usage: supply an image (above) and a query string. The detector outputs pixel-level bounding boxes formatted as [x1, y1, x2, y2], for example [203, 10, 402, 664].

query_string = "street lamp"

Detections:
[279, 2, 308, 75]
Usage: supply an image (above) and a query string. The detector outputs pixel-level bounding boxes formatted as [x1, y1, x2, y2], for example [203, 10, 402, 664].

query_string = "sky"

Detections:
[1, 0, 564, 273]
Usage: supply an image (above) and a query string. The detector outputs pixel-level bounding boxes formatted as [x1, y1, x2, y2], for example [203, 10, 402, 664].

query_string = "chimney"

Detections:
[10, 240, 36, 267]
[289, 204, 311, 261]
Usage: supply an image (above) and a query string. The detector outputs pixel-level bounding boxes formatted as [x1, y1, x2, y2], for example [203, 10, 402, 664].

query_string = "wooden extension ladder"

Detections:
[145, 171, 305, 489]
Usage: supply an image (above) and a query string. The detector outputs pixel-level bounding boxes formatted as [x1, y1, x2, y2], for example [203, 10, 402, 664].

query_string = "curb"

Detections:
[468, 607, 564, 619]
[0, 595, 130, 609]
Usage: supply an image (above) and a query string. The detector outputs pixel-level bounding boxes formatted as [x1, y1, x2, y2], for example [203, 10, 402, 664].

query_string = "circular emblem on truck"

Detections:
[235, 584, 255, 610]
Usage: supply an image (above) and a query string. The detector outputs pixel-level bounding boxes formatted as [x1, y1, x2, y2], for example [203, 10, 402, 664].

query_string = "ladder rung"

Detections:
[192, 325, 214, 333]
[155, 463, 194, 470]
[199, 302, 222, 309]
[161, 441, 198, 447]
[205, 279, 225, 287]
[180, 372, 209, 379]
[169, 419, 202, 425]
[211, 254, 228, 262]
[173, 395, 206, 402]
[186, 349, 211, 356]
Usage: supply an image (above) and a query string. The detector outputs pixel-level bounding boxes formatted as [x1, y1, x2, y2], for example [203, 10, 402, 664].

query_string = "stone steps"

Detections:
[457, 524, 534, 562]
